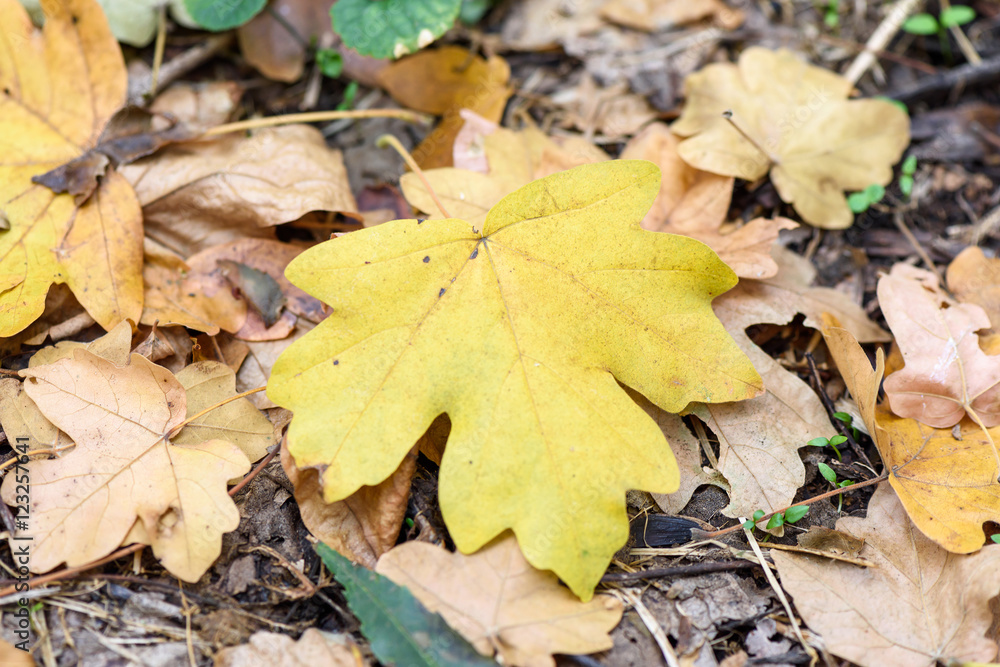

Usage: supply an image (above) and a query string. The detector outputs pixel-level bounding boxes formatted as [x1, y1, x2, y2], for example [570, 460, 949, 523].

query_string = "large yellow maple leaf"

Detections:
[268, 161, 763, 598]
[0, 0, 142, 336]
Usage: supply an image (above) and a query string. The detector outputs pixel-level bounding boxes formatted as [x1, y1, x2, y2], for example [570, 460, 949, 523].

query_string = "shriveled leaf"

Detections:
[553, 75, 656, 140]
[318, 543, 495, 666]
[672, 47, 910, 229]
[0, 349, 251, 581]
[879, 264, 1000, 428]
[378, 46, 511, 169]
[773, 483, 1000, 666]
[823, 321, 1000, 554]
[214, 629, 362, 667]
[269, 161, 762, 598]
[377, 535, 623, 666]
[689, 249, 888, 518]
[620, 122, 796, 279]
[0, 0, 143, 336]
[280, 440, 414, 569]
[600, 0, 743, 31]
[119, 125, 358, 255]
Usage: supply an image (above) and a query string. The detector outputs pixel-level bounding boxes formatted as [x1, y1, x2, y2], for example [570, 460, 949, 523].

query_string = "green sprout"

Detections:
[992, 534, 1000, 544]
[818, 462, 854, 511]
[902, 6, 976, 62]
[743, 506, 810, 533]
[808, 434, 848, 460]
[316, 49, 344, 79]
[899, 155, 917, 197]
[847, 184, 886, 214]
[742, 509, 766, 530]
[822, 0, 839, 28]
[337, 81, 360, 111]
[833, 411, 862, 440]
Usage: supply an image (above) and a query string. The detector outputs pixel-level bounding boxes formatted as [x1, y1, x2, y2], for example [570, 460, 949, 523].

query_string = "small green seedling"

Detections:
[766, 505, 810, 530]
[822, 0, 839, 28]
[742, 509, 766, 530]
[818, 462, 854, 511]
[992, 534, 1000, 544]
[808, 434, 848, 460]
[847, 184, 885, 214]
[902, 6, 976, 62]
[337, 81, 360, 111]
[316, 49, 344, 79]
[899, 155, 917, 197]
[833, 411, 862, 440]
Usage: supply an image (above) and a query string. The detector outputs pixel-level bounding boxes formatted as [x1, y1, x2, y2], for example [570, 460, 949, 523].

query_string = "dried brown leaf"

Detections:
[214, 629, 361, 667]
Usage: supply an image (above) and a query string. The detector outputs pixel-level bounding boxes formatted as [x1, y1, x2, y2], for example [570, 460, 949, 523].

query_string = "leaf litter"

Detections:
[2, 0, 1000, 664]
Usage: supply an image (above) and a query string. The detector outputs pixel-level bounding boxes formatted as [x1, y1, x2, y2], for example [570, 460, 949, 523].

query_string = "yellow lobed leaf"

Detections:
[0, 349, 251, 581]
[268, 160, 762, 598]
[773, 482, 1000, 666]
[376, 535, 623, 666]
[823, 320, 1000, 554]
[672, 47, 909, 229]
[0, 0, 143, 336]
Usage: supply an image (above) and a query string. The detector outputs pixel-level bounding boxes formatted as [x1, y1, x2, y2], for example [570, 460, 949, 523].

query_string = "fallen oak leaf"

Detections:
[947, 246, 1000, 331]
[214, 629, 363, 667]
[822, 319, 1000, 554]
[268, 160, 762, 598]
[376, 535, 623, 667]
[0, 0, 143, 336]
[772, 482, 1000, 667]
[671, 47, 909, 229]
[620, 122, 796, 279]
[0, 349, 251, 581]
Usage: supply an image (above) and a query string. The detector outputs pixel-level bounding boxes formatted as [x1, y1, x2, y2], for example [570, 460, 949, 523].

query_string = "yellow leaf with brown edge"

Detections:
[0, 0, 143, 336]
[672, 47, 909, 229]
[0, 349, 251, 581]
[377, 535, 623, 667]
[822, 317, 1000, 554]
[267, 160, 763, 598]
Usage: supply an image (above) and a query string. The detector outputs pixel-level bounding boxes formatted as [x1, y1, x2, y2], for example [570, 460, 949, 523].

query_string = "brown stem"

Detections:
[376, 134, 453, 219]
[698, 471, 889, 540]
[203, 109, 431, 137]
[721, 110, 777, 165]
[602, 560, 759, 583]
[164, 386, 266, 440]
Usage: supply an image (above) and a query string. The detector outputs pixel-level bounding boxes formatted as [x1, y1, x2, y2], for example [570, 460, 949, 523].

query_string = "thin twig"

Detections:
[150, 4, 167, 95]
[893, 210, 944, 283]
[376, 134, 453, 219]
[601, 560, 759, 583]
[165, 386, 266, 440]
[844, 0, 921, 85]
[203, 109, 431, 137]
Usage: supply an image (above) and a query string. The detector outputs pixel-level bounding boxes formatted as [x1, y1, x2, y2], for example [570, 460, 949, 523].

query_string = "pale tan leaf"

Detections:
[213, 629, 361, 667]
[0, 350, 250, 581]
[947, 246, 1000, 331]
[773, 483, 1000, 667]
[600, 0, 743, 31]
[376, 535, 623, 667]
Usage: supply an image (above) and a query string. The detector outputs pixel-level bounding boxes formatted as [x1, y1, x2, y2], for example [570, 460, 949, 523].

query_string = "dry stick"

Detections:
[892, 210, 944, 283]
[741, 520, 818, 665]
[940, 0, 981, 65]
[721, 110, 777, 165]
[135, 33, 234, 102]
[149, 4, 167, 95]
[203, 109, 431, 137]
[376, 134, 453, 219]
[891, 55, 1000, 104]
[697, 471, 889, 540]
[0, 429, 280, 597]
[843, 0, 922, 85]
[601, 560, 759, 583]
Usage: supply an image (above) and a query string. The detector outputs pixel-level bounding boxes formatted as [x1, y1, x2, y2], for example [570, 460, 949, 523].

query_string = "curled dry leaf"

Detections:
[0, 0, 143, 336]
[119, 125, 359, 256]
[823, 319, 1000, 554]
[377, 46, 511, 169]
[672, 47, 910, 229]
[620, 122, 796, 279]
[552, 75, 656, 139]
[280, 440, 415, 569]
[376, 535, 623, 667]
[773, 483, 1000, 667]
[0, 337, 271, 580]
[879, 264, 1000, 431]
[213, 629, 362, 667]
[268, 161, 762, 598]
[600, 0, 744, 32]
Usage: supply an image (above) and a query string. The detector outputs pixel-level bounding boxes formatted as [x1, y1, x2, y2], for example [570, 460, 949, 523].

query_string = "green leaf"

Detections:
[818, 462, 838, 485]
[902, 155, 918, 175]
[863, 184, 885, 203]
[838, 480, 854, 488]
[940, 5, 975, 27]
[753, 509, 765, 521]
[847, 191, 871, 213]
[899, 174, 914, 197]
[992, 534, 1000, 544]
[460, 0, 493, 24]
[332, 0, 462, 59]
[902, 13, 939, 34]
[743, 519, 755, 529]
[807, 437, 830, 447]
[829, 435, 848, 446]
[832, 412, 853, 425]
[183, 0, 266, 31]
[336, 80, 360, 111]
[316, 49, 344, 78]
[766, 513, 785, 530]
[784, 505, 810, 523]
[317, 543, 494, 666]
